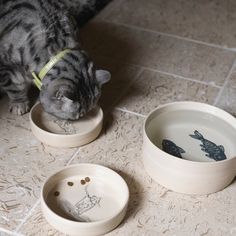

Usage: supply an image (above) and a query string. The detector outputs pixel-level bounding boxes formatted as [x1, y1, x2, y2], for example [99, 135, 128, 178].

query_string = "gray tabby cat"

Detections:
[0, 0, 111, 120]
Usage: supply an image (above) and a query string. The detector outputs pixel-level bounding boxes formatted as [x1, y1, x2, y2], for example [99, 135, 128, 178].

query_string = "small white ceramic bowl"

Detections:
[142, 101, 236, 195]
[41, 164, 129, 236]
[29, 103, 103, 147]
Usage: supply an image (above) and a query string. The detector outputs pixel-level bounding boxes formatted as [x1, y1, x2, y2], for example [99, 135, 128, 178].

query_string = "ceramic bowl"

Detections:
[41, 164, 129, 236]
[142, 101, 236, 195]
[29, 103, 103, 147]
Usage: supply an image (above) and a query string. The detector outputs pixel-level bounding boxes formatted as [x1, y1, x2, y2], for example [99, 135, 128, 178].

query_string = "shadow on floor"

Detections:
[80, 20, 143, 113]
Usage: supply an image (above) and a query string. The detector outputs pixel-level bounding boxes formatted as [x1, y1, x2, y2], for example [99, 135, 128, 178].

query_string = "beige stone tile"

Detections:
[106, 183, 236, 236]
[18, 205, 64, 236]
[104, 0, 236, 48]
[18, 111, 236, 236]
[216, 72, 236, 116]
[0, 231, 13, 236]
[71, 110, 144, 169]
[80, 21, 236, 86]
[0, 97, 76, 231]
[117, 69, 219, 115]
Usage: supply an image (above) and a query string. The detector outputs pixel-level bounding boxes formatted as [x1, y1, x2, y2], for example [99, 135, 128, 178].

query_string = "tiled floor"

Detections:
[1, 0, 236, 235]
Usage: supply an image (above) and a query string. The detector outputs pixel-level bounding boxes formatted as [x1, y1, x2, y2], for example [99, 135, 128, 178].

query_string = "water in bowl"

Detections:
[146, 109, 236, 162]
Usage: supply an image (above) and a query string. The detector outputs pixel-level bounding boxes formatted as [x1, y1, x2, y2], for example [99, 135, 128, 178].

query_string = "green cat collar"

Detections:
[32, 49, 71, 90]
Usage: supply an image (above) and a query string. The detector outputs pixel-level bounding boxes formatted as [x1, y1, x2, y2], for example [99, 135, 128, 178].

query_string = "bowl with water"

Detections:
[142, 102, 236, 194]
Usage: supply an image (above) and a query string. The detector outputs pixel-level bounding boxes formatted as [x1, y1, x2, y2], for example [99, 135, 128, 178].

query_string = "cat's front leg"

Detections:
[0, 67, 30, 115]
[8, 85, 30, 115]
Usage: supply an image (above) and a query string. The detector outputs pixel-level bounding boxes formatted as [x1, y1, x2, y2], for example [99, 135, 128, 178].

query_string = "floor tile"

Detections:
[216, 71, 236, 116]
[0, 97, 76, 231]
[0, 231, 13, 236]
[71, 110, 144, 168]
[106, 183, 236, 236]
[117, 69, 219, 115]
[18, 110, 236, 236]
[18, 205, 63, 236]
[104, 0, 236, 48]
[80, 21, 236, 86]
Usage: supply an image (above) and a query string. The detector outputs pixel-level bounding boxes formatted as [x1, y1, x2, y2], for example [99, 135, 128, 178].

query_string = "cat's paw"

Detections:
[9, 101, 30, 115]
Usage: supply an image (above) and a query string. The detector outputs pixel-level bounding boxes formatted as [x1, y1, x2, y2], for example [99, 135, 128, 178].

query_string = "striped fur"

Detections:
[0, 0, 110, 119]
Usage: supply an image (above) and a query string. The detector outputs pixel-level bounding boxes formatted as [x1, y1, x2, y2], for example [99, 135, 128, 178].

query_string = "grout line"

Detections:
[14, 148, 80, 234]
[96, 54, 221, 88]
[0, 228, 24, 236]
[213, 59, 236, 106]
[102, 20, 236, 53]
[108, 67, 145, 108]
[115, 107, 146, 118]
[100, 66, 145, 115]
[138, 66, 222, 88]
[14, 200, 40, 234]
[65, 148, 80, 166]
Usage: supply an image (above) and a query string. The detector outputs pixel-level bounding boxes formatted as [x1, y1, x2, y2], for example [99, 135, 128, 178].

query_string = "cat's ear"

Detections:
[87, 62, 111, 86]
[95, 70, 111, 87]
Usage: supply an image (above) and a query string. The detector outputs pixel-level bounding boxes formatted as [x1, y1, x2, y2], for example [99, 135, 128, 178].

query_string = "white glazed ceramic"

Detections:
[30, 103, 103, 147]
[142, 101, 236, 195]
[41, 164, 129, 236]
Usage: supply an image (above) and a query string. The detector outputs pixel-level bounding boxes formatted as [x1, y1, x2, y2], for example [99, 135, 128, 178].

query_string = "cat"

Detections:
[0, 0, 111, 120]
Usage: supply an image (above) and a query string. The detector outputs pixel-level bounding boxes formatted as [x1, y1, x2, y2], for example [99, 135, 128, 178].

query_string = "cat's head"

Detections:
[39, 49, 110, 120]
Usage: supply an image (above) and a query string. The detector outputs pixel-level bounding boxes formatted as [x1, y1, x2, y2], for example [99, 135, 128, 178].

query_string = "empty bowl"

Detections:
[29, 103, 103, 147]
[41, 164, 129, 236]
[142, 101, 236, 194]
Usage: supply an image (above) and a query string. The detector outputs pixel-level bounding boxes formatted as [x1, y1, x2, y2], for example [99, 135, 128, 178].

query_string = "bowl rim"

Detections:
[29, 103, 103, 138]
[41, 163, 129, 227]
[143, 101, 236, 165]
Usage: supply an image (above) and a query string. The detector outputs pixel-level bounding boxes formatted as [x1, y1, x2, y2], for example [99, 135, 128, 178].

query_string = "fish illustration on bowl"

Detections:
[189, 130, 227, 161]
[162, 139, 185, 158]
